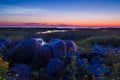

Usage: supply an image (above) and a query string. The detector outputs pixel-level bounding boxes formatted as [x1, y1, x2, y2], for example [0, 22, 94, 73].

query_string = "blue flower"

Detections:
[7, 64, 32, 80]
[87, 64, 110, 75]
[90, 56, 106, 65]
[91, 44, 106, 55]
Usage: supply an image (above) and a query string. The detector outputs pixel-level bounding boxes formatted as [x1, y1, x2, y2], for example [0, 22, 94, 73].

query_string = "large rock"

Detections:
[45, 58, 65, 75]
[7, 64, 32, 80]
[32, 44, 52, 69]
[65, 40, 77, 52]
[50, 39, 67, 59]
[8, 39, 41, 64]
[45, 58, 65, 80]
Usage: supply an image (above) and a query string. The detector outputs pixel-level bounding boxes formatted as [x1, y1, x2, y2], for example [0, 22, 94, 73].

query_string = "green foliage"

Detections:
[1, 28, 120, 41]
[76, 35, 120, 47]
[106, 54, 120, 66]
[106, 63, 120, 80]
[67, 55, 78, 80]
[1, 28, 120, 80]
[60, 53, 93, 80]
[0, 56, 9, 80]
[79, 43, 92, 55]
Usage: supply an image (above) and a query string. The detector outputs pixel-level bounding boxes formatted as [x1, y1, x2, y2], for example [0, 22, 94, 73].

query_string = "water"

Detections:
[36, 30, 68, 34]
[35, 38, 46, 45]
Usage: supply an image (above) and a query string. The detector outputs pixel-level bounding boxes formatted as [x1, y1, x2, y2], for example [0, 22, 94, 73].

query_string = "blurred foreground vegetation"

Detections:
[1, 28, 120, 80]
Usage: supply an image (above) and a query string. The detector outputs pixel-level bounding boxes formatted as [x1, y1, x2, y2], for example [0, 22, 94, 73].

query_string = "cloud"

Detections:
[0, 5, 48, 15]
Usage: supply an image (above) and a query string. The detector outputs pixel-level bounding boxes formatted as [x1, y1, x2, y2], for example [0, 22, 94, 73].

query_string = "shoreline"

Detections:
[0, 26, 120, 30]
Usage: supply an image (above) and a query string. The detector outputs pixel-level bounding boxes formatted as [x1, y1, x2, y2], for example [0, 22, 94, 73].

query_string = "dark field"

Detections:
[0, 27, 120, 41]
[1, 27, 120, 80]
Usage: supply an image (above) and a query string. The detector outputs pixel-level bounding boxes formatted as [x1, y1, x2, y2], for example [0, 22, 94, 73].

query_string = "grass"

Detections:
[1, 28, 120, 80]
[1, 28, 120, 41]
[76, 35, 120, 47]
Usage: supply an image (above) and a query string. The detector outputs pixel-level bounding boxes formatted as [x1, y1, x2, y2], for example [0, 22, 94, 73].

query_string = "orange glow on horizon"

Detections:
[0, 20, 120, 27]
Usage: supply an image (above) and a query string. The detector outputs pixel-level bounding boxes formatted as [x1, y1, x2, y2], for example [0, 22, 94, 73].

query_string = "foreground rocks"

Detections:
[1, 38, 119, 80]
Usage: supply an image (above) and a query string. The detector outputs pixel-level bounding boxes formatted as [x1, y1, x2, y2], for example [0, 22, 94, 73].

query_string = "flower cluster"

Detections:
[0, 56, 9, 80]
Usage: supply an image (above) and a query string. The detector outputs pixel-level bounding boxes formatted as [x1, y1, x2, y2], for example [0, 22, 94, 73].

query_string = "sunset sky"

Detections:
[0, 0, 120, 27]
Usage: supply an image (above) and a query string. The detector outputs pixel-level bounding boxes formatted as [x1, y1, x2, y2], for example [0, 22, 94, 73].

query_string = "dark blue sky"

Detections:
[0, 0, 120, 26]
[0, 0, 119, 9]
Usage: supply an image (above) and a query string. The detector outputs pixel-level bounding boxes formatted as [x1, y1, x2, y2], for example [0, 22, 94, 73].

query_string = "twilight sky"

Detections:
[0, 0, 120, 27]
